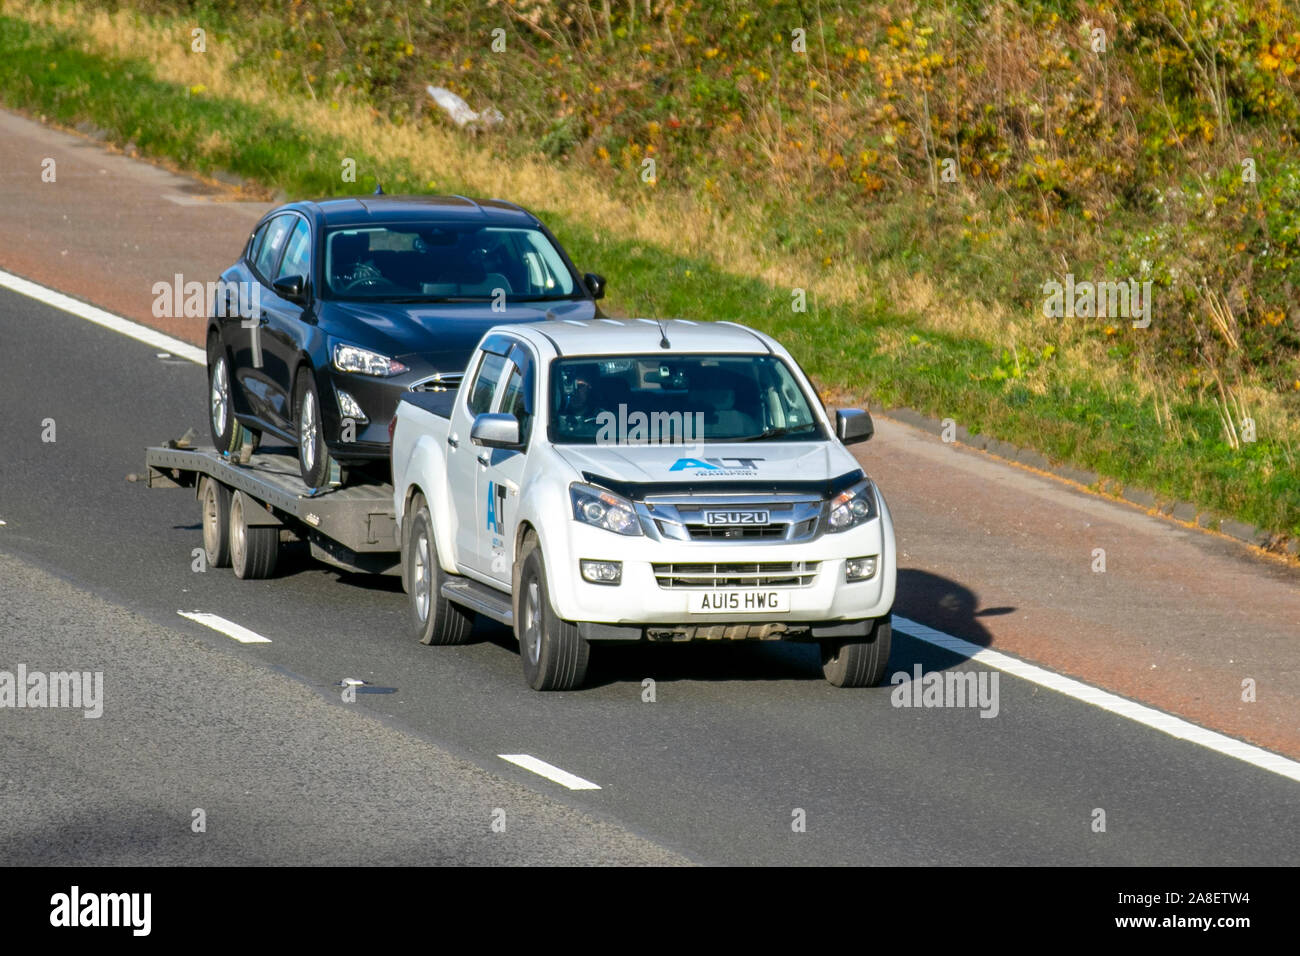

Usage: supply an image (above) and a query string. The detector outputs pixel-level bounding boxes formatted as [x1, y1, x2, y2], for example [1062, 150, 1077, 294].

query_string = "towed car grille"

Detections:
[409, 373, 463, 392]
[653, 561, 819, 589]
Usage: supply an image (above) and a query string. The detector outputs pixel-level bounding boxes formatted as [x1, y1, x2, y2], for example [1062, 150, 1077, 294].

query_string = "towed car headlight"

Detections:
[332, 342, 408, 377]
[570, 483, 643, 536]
[827, 478, 878, 532]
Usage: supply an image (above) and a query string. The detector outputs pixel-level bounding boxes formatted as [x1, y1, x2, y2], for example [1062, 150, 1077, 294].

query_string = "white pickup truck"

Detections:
[390, 319, 896, 690]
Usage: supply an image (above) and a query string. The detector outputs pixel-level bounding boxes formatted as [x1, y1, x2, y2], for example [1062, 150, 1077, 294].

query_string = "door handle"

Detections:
[447, 436, 459, 448]
[476, 453, 491, 466]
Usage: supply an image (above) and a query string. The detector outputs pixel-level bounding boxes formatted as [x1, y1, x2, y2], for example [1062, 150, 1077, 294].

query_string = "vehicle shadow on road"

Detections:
[414, 568, 1014, 690]
[888, 567, 1015, 677]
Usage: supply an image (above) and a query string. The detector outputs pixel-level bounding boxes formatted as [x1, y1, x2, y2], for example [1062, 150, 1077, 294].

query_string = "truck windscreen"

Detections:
[549, 354, 825, 445]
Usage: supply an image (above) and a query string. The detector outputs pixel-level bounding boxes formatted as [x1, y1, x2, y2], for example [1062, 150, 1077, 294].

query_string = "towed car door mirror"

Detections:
[583, 272, 606, 300]
[836, 408, 874, 444]
[273, 274, 308, 303]
[471, 412, 522, 449]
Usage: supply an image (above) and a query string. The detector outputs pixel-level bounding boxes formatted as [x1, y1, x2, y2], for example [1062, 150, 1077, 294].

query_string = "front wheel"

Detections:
[517, 541, 589, 691]
[820, 616, 892, 688]
[294, 370, 338, 488]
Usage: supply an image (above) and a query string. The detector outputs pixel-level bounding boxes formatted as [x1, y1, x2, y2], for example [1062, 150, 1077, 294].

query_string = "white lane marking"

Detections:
[892, 614, 1300, 784]
[498, 754, 601, 791]
[0, 268, 206, 364]
[178, 610, 272, 644]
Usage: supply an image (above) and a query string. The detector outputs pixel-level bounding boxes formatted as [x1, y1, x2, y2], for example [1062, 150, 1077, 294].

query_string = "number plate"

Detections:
[689, 590, 790, 613]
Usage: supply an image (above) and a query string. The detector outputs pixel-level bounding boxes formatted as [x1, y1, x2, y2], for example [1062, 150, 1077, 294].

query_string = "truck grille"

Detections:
[645, 499, 822, 543]
[653, 561, 819, 589]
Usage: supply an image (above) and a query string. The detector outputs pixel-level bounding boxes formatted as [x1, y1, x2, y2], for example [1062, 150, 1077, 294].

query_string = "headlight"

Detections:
[827, 479, 877, 532]
[332, 343, 408, 377]
[570, 483, 644, 536]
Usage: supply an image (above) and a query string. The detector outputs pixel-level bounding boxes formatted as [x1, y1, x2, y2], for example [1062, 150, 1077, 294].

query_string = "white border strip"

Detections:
[178, 610, 272, 644]
[893, 615, 1300, 783]
[498, 754, 601, 790]
[0, 268, 206, 364]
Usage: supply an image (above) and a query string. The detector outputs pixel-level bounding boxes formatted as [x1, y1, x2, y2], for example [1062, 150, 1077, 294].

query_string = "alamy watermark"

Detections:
[594, 403, 706, 453]
[1041, 274, 1153, 328]
[0, 665, 103, 718]
[890, 664, 999, 718]
[152, 274, 260, 320]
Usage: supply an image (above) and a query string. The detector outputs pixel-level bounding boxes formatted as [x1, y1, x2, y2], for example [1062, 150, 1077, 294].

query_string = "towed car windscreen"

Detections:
[549, 354, 826, 445]
[324, 223, 577, 301]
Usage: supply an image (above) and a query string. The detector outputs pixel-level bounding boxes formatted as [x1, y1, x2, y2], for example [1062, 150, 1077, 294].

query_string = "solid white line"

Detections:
[0, 268, 206, 364]
[178, 610, 272, 644]
[892, 615, 1300, 784]
[498, 754, 601, 790]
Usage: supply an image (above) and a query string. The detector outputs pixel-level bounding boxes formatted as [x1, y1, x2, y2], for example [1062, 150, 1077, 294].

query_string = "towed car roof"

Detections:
[295, 195, 541, 228]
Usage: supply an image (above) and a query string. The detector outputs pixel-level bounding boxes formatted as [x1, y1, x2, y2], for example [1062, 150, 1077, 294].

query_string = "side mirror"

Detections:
[471, 412, 522, 449]
[836, 408, 874, 445]
[272, 274, 308, 304]
[583, 272, 606, 300]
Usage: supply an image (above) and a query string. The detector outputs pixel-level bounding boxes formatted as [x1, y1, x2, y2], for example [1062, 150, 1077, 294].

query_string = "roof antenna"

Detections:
[373, 182, 385, 195]
[656, 318, 671, 349]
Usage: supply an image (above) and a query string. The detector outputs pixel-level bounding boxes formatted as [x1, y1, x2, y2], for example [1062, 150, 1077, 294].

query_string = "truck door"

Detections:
[450, 346, 510, 574]
[477, 343, 535, 588]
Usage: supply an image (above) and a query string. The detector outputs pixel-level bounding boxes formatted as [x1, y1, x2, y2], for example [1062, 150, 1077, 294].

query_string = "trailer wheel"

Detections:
[199, 477, 232, 569]
[229, 492, 279, 580]
[517, 541, 589, 691]
[820, 616, 892, 688]
[406, 497, 473, 645]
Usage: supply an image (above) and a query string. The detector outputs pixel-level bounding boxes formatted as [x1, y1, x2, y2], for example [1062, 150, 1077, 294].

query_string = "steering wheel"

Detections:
[343, 276, 391, 292]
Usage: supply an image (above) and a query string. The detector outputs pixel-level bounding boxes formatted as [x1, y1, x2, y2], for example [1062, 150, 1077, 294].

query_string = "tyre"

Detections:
[199, 477, 232, 569]
[207, 341, 237, 452]
[208, 338, 260, 456]
[406, 496, 474, 646]
[229, 492, 279, 580]
[517, 539, 589, 691]
[294, 369, 337, 488]
[820, 616, 892, 688]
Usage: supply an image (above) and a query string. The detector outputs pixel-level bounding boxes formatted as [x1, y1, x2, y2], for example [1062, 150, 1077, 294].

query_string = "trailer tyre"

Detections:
[406, 497, 473, 646]
[199, 477, 232, 569]
[517, 542, 589, 691]
[820, 616, 892, 688]
[229, 492, 279, 580]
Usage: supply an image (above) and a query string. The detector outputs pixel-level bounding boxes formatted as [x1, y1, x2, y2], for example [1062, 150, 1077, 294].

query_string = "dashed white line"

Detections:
[0, 268, 206, 364]
[178, 610, 272, 644]
[893, 614, 1300, 784]
[498, 754, 601, 791]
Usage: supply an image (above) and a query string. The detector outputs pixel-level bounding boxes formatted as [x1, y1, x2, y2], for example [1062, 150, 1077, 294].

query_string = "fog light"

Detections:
[845, 556, 877, 582]
[580, 560, 622, 585]
[335, 388, 368, 424]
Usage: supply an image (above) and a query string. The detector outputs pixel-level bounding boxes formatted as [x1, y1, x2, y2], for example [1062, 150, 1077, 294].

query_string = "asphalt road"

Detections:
[2, 287, 1297, 865]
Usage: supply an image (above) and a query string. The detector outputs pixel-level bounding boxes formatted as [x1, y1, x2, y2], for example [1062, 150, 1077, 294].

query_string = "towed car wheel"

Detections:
[208, 348, 236, 451]
[294, 371, 338, 488]
[208, 342, 260, 457]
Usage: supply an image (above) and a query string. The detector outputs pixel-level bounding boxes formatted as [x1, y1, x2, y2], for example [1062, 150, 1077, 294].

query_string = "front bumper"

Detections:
[544, 514, 896, 638]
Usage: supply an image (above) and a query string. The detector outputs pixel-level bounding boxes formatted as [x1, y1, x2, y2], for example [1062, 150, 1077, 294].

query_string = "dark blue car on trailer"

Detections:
[205, 194, 605, 487]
